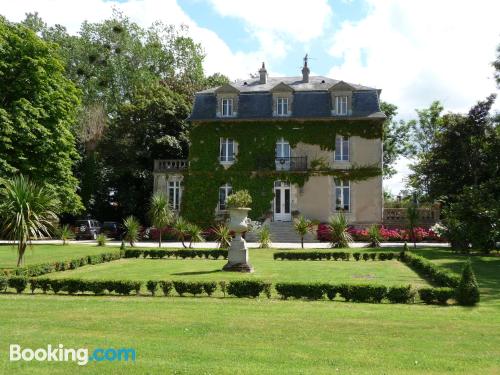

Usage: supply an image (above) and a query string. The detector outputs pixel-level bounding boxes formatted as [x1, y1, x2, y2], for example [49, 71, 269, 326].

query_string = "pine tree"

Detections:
[456, 261, 480, 306]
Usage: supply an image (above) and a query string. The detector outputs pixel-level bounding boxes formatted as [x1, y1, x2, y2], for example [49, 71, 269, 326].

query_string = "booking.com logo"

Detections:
[9, 344, 136, 366]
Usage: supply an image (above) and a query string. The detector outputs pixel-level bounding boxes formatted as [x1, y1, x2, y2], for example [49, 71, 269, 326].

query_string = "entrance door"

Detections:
[274, 181, 291, 221]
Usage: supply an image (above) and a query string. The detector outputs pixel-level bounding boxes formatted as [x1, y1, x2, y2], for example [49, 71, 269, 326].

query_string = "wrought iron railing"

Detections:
[154, 159, 189, 172]
[274, 156, 308, 171]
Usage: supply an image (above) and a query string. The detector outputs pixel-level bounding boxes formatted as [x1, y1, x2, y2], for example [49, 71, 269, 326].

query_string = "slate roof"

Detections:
[190, 75, 385, 121]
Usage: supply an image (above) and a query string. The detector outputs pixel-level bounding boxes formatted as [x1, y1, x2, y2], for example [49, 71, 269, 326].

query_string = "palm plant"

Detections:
[96, 233, 107, 247]
[258, 225, 272, 248]
[186, 223, 204, 248]
[58, 224, 74, 246]
[293, 216, 314, 249]
[407, 204, 419, 249]
[123, 216, 140, 247]
[148, 192, 173, 248]
[367, 224, 382, 248]
[328, 213, 353, 248]
[0, 175, 59, 266]
[212, 224, 231, 249]
[173, 217, 190, 248]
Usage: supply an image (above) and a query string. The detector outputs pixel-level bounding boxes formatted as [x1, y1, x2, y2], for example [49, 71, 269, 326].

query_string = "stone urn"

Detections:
[223, 207, 254, 272]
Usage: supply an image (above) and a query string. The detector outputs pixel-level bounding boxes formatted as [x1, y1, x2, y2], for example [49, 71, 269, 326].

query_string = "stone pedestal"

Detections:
[223, 207, 254, 273]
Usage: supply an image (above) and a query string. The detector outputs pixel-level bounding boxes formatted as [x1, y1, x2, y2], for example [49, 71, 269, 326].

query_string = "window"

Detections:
[168, 180, 181, 211]
[220, 138, 235, 162]
[275, 137, 291, 158]
[334, 135, 349, 161]
[334, 178, 350, 211]
[218, 183, 232, 210]
[276, 97, 288, 116]
[221, 98, 233, 117]
[334, 96, 348, 115]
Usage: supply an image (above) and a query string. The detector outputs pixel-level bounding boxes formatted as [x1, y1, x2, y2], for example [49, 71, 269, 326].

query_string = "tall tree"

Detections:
[494, 43, 500, 87]
[380, 102, 411, 178]
[0, 17, 82, 213]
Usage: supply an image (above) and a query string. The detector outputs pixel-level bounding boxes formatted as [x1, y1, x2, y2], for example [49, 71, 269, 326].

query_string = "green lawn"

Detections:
[0, 244, 119, 269]
[44, 249, 429, 287]
[0, 246, 499, 374]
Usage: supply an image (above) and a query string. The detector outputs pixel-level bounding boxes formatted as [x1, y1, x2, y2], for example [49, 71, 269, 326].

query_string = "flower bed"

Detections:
[317, 224, 443, 242]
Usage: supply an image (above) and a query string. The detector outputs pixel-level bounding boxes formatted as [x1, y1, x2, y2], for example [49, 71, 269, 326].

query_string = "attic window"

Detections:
[321, 80, 325, 84]
[243, 81, 248, 85]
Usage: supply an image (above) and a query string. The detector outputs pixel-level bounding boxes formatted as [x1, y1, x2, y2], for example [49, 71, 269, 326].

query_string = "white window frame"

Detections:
[275, 137, 291, 158]
[168, 180, 181, 211]
[218, 183, 233, 211]
[221, 98, 233, 117]
[334, 135, 350, 161]
[334, 178, 350, 212]
[219, 138, 235, 163]
[335, 95, 348, 115]
[276, 97, 289, 116]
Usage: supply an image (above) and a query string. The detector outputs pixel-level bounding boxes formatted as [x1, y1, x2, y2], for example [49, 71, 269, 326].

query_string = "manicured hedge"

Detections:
[8, 276, 28, 294]
[275, 282, 415, 304]
[418, 287, 455, 305]
[227, 280, 271, 298]
[26, 278, 142, 296]
[5, 251, 123, 278]
[124, 249, 228, 260]
[273, 251, 398, 261]
[399, 251, 460, 287]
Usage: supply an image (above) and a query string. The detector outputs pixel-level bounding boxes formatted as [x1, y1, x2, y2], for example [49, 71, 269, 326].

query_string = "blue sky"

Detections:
[2, 0, 500, 193]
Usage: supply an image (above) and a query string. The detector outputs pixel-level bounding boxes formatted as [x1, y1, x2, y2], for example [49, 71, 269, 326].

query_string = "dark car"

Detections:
[102, 221, 124, 239]
[75, 219, 102, 240]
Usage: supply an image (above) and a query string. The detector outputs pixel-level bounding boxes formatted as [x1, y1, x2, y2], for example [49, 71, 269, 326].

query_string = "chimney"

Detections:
[259, 62, 267, 84]
[302, 54, 310, 83]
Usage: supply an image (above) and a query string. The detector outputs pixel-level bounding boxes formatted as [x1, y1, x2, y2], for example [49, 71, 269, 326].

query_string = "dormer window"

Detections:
[276, 97, 289, 116]
[221, 98, 233, 117]
[334, 96, 348, 115]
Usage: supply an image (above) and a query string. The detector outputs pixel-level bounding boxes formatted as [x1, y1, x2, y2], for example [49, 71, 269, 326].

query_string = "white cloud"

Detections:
[328, 0, 500, 118]
[0, 0, 268, 79]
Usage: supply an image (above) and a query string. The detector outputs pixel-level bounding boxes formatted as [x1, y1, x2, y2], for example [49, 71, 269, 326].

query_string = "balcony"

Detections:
[275, 156, 308, 171]
[154, 159, 189, 173]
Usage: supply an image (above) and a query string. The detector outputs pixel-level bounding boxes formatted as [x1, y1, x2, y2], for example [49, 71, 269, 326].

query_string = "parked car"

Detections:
[75, 219, 102, 240]
[101, 221, 125, 239]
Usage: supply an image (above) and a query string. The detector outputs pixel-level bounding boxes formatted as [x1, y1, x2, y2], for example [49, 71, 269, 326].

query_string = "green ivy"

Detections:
[182, 120, 382, 226]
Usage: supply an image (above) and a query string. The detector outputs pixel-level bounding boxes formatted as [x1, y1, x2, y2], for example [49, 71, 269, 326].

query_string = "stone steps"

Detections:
[246, 221, 318, 243]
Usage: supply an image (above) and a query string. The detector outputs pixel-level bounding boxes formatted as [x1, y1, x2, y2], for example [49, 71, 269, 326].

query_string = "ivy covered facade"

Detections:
[154, 60, 385, 227]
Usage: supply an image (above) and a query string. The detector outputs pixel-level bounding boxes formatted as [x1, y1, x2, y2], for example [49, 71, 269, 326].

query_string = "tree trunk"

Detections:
[159, 228, 162, 248]
[301, 236, 304, 249]
[17, 242, 27, 267]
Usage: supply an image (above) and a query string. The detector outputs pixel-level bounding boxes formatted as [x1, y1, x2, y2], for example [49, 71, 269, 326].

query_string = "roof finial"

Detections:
[303, 54, 308, 67]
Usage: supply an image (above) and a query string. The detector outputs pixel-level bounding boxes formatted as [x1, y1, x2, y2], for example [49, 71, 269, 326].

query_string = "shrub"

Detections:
[159, 281, 173, 296]
[50, 279, 64, 294]
[419, 287, 454, 305]
[96, 233, 107, 247]
[65, 279, 82, 294]
[186, 223, 205, 248]
[328, 213, 353, 248]
[227, 280, 267, 298]
[367, 225, 381, 248]
[362, 253, 370, 261]
[37, 278, 51, 294]
[324, 284, 341, 300]
[8, 276, 28, 293]
[349, 284, 387, 303]
[227, 190, 252, 208]
[146, 280, 158, 296]
[258, 225, 272, 249]
[212, 225, 231, 249]
[275, 283, 325, 300]
[87, 280, 107, 295]
[114, 280, 141, 295]
[418, 288, 435, 304]
[123, 216, 140, 247]
[124, 249, 143, 258]
[338, 284, 352, 301]
[293, 216, 314, 249]
[203, 282, 217, 296]
[219, 281, 227, 297]
[58, 224, 74, 245]
[399, 251, 460, 288]
[0, 274, 8, 292]
[353, 253, 361, 261]
[369, 253, 376, 261]
[456, 261, 480, 306]
[29, 278, 38, 294]
[173, 281, 205, 296]
[387, 285, 415, 304]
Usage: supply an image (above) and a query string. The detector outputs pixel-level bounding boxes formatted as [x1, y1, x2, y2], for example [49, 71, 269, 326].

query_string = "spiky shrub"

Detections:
[148, 192, 173, 248]
[328, 213, 353, 248]
[293, 216, 314, 249]
[367, 225, 381, 248]
[186, 223, 204, 248]
[227, 190, 252, 208]
[58, 224, 74, 245]
[258, 225, 272, 248]
[456, 261, 480, 306]
[212, 224, 231, 249]
[96, 233, 107, 247]
[123, 216, 140, 247]
[173, 217, 190, 248]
